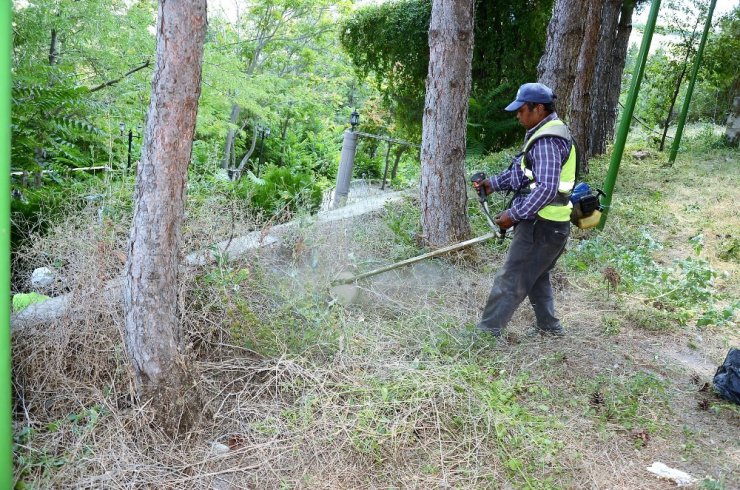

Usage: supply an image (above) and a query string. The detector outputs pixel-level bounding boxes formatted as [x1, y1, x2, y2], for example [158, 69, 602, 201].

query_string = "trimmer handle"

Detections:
[470, 171, 488, 202]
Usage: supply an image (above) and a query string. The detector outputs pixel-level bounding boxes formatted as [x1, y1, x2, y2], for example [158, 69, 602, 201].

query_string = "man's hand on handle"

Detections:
[470, 173, 493, 199]
[494, 210, 515, 230]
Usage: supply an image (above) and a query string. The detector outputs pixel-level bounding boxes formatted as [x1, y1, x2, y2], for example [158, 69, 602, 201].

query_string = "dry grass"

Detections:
[11, 139, 740, 489]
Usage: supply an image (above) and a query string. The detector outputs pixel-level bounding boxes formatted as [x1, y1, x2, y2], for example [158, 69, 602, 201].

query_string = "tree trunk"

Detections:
[568, 0, 604, 169]
[235, 123, 259, 177]
[540, 0, 644, 159]
[221, 103, 241, 169]
[123, 0, 207, 436]
[381, 142, 392, 190]
[660, 64, 688, 151]
[537, 0, 586, 117]
[49, 28, 58, 65]
[420, 0, 474, 247]
[391, 146, 407, 181]
[590, 0, 634, 156]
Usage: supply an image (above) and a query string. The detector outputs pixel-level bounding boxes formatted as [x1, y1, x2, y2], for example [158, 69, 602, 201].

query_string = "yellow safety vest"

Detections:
[519, 120, 576, 222]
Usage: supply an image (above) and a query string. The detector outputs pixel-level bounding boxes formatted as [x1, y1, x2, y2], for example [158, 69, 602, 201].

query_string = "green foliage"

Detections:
[14, 404, 108, 486]
[10, 179, 92, 252]
[634, 49, 682, 131]
[718, 237, 739, 262]
[632, 3, 740, 131]
[352, 151, 384, 179]
[12, 0, 156, 172]
[236, 165, 324, 220]
[12, 292, 51, 313]
[340, 0, 552, 150]
[340, 0, 430, 129]
[382, 197, 422, 254]
[196, 0, 371, 213]
[11, 82, 107, 171]
[600, 314, 622, 335]
[699, 478, 726, 490]
[696, 5, 740, 122]
[566, 231, 732, 328]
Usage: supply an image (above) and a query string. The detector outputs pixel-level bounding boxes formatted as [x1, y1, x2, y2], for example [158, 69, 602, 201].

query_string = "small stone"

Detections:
[31, 267, 56, 289]
[210, 442, 230, 455]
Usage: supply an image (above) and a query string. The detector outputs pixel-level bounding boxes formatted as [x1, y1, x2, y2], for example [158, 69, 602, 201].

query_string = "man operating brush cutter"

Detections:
[471, 82, 576, 339]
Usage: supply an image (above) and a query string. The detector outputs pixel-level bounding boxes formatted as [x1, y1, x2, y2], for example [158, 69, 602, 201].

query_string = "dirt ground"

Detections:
[11, 145, 739, 489]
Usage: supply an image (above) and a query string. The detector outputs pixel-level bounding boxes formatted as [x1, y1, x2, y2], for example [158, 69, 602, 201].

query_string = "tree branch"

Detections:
[90, 59, 151, 93]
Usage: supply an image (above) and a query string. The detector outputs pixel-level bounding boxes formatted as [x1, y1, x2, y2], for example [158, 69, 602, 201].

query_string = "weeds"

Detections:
[587, 372, 670, 435]
[565, 230, 735, 329]
[10, 125, 739, 488]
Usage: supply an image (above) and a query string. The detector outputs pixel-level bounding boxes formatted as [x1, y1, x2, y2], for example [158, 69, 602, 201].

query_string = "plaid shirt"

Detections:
[488, 112, 570, 222]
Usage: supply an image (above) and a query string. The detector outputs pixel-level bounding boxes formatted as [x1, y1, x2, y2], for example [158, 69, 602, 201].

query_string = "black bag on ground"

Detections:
[713, 348, 740, 405]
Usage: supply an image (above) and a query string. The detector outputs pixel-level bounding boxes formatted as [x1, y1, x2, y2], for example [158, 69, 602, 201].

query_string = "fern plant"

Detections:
[12, 81, 108, 172]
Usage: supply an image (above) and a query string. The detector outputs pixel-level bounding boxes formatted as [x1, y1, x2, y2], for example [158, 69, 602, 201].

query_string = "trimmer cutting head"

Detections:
[329, 271, 361, 305]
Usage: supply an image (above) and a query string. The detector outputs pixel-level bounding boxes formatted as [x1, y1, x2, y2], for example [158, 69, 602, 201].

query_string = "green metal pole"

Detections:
[1, 0, 13, 487]
[668, 0, 717, 164]
[598, 0, 663, 230]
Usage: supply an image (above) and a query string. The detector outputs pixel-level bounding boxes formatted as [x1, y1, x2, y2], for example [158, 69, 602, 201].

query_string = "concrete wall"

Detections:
[726, 96, 740, 147]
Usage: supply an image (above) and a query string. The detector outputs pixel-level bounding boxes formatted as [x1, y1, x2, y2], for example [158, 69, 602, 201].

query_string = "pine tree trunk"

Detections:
[537, 0, 586, 117]
[569, 0, 604, 168]
[420, 0, 473, 247]
[590, 0, 632, 157]
[541, 0, 640, 159]
[123, 0, 207, 436]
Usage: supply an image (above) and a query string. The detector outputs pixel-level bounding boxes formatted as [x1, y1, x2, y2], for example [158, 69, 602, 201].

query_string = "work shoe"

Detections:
[525, 326, 566, 338]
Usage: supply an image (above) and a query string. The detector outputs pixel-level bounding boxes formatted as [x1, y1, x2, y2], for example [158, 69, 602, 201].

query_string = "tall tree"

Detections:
[536, 0, 585, 117]
[538, 0, 648, 162]
[657, 1, 706, 151]
[697, 5, 740, 122]
[214, 0, 340, 174]
[11, 0, 156, 172]
[590, 0, 637, 156]
[340, 0, 553, 151]
[568, 0, 605, 159]
[123, 0, 207, 435]
[420, 0, 473, 246]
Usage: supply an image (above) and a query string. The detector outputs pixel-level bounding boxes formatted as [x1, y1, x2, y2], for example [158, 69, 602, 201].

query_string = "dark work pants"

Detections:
[477, 219, 570, 336]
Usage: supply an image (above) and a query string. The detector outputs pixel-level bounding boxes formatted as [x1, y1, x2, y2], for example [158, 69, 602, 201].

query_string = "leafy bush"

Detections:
[353, 151, 384, 179]
[237, 165, 323, 219]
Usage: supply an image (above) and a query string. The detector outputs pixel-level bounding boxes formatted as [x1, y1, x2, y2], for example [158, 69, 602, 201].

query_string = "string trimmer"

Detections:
[329, 173, 501, 302]
[470, 171, 507, 240]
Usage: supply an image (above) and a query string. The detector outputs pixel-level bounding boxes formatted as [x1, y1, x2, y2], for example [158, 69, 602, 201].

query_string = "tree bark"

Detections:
[568, 0, 604, 168]
[537, 0, 586, 117]
[420, 0, 473, 246]
[123, 0, 207, 436]
[540, 0, 645, 159]
[590, 0, 634, 156]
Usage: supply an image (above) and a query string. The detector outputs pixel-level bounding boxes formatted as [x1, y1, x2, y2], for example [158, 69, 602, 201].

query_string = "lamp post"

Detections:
[333, 109, 360, 208]
[119, 122, 142, 170]
[350, 109, 359, 132]
[257, 125, 270, 177]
